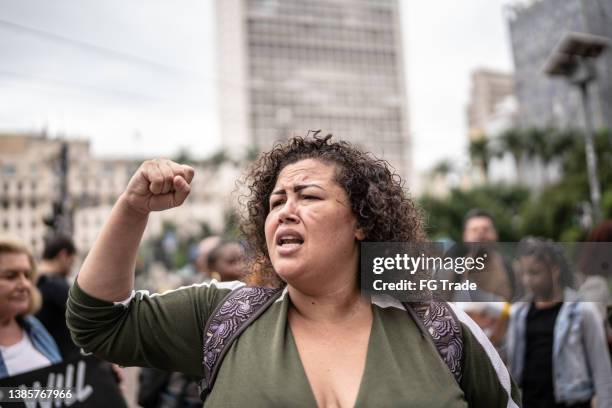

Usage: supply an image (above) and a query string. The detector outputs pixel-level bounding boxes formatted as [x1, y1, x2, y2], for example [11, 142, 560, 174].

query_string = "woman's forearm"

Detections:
[76, 194, 148, 302]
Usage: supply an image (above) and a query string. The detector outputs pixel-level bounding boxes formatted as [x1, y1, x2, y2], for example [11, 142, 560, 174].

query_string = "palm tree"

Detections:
[498, 128, 527, 182]
[431, 159, 454, 178]
[468, 136, 491, 183]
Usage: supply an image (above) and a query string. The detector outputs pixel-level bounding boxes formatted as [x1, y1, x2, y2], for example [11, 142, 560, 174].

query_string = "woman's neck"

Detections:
[534, 285, 564, 309]
[0, 317, 24, 347]
[288, 281, 370, 324]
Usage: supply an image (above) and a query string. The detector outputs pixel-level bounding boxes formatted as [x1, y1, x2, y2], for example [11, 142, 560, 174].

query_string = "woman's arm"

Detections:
[76, 159, 194, 302]
[581, 302, 612, 408]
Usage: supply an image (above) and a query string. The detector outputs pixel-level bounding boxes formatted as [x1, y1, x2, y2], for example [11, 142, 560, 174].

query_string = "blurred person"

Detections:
[35, 234, 79, 359]
[206, 240, 247, 282]
[0, 236, 61, 378]
[462, 209, 518, 301]
[35, 234, 126, 391]
[138, 238, 223, 408]
[194, 236, 221, 281]
[67, 136, 521, 407]
[508, 237, 612, 408]
[579, 220, 612, 322]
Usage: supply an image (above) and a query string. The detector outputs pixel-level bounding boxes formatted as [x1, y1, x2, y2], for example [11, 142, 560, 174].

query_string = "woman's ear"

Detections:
[355, 225, 365, 241]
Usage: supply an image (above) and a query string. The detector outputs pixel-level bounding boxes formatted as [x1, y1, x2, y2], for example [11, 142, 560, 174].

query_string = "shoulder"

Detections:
[21, 315, 48, 333]
[447, 304, 521, 407]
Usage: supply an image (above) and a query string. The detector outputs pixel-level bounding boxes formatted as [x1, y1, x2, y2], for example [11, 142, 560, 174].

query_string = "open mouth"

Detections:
[276, 231, 305, 249]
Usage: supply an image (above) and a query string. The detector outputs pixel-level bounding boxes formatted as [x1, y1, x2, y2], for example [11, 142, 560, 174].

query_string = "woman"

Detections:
[0, 236, 62, 378]
[507, 237, 612, 408]
[67, 135, 520, 407]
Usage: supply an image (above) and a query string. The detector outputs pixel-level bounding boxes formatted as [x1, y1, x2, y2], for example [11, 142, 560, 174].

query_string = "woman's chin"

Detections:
[273, 263, 306, 283]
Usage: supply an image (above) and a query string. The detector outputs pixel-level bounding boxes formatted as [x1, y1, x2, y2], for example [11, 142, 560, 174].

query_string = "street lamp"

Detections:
[544, 31, 608, 224]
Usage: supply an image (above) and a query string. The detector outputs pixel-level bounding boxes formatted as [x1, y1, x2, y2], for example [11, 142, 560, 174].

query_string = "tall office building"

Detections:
[466, 69, 516, 140]
[216, 0, 412, 180]
[507, 0, 612, 129]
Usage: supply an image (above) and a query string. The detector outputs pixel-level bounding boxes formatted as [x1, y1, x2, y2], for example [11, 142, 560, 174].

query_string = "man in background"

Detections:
[35, 234, 79, 360]
[462, 209, 518, 301]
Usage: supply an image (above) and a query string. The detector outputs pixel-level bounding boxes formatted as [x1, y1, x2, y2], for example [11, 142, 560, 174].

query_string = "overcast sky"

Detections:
[0, 0, 514, 172]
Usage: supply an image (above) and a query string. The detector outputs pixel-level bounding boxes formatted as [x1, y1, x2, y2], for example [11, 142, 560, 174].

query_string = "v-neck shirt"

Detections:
[67, 280, 521, 407]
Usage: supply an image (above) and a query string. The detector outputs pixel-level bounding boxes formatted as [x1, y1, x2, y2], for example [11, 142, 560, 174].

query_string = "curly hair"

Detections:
[239, 132, 426, 287]
[517, 236, 576, 289]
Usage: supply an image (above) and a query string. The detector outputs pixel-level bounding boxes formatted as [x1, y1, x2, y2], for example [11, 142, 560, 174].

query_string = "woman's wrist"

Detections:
[116, 193, 150, 219]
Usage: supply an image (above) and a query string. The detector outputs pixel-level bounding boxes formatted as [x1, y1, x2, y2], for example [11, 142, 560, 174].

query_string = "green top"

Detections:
[66, 280, 521, 408]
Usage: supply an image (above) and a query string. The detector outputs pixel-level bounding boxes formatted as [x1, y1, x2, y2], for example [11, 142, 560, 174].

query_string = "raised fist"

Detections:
[122, 159, 195, 214]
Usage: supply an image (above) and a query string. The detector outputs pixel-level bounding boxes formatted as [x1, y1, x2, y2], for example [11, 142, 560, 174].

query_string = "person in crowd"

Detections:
[579, 220, 612, 323]
[0, 236, 61, 378]
[462, 209, 518, 301]
[67, 134, 521, 407]
[206, 240, 247, 282]
[34, 233, 126, 392]
[35, 234, 79, 360]
[194, 236, 221, 282]
[507, 237, 612, 408]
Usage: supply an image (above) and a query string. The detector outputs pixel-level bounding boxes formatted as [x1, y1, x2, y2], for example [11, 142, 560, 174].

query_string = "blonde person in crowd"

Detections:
[67, 134, 521, 407]
[0, 236, 61, 378]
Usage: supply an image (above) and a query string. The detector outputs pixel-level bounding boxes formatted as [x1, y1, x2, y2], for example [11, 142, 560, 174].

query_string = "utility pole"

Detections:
[44, 142, 73, 236]
[544, 32, 608, 225]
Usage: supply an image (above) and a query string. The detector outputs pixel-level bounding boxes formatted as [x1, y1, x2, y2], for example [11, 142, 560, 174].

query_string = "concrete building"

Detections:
[506, 0, 612, 129]
[0, 133, 237, 255]
[466, 69, 516, 141]
[216, 0, 412, 180]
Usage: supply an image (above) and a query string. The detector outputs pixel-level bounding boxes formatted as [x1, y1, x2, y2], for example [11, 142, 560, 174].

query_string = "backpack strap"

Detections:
[403, 300, 464, 383]
[199, 286, 464, 401]
[199, 286, 283, 400]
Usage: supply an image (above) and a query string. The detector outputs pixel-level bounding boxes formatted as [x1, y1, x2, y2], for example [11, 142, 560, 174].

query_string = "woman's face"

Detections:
[519, 255, 558, 300]
[0, 252, 33, 320]
[264, 159, 363, 290]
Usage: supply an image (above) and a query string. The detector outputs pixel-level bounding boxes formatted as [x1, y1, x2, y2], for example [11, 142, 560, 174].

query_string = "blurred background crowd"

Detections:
[1, 0, 612, 407]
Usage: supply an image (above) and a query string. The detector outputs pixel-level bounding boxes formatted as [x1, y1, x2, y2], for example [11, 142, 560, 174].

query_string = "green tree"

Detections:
[468, 136, 491, 182]
[497, 128, 527, 181]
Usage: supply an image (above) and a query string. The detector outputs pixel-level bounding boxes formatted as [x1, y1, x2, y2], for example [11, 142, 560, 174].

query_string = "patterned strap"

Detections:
[200, 286, 283, 400]
[199, 287, 464, 401]
[404, 300, 464, 383]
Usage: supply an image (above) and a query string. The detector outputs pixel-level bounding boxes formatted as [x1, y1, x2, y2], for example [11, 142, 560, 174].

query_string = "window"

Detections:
[2, 164, 16, 177]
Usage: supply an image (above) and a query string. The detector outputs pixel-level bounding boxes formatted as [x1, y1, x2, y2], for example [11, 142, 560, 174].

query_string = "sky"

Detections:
[0, 0, 514, 172]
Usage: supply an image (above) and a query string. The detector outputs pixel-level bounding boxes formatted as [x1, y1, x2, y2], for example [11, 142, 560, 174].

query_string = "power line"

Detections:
[0, 18, 205, 80]
[0, 68, 180, 103]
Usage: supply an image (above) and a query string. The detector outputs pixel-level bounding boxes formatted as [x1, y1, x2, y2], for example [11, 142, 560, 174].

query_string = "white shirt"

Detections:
[0, 332, 52, 376]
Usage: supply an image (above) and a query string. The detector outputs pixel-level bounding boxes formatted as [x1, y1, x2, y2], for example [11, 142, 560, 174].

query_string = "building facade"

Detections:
[466, 69, 516, 141]
[216, 0, 412, 180]
[0, 133, 237, 256]
[507, 0, 612, 129]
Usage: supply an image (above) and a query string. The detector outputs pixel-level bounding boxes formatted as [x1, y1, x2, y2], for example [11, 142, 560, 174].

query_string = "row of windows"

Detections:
[1, 218, 41, 230]
[247, 20, 395, 43]
[1, 199, 39, 210]
[248, 42, 397, 63]
[247, 2, 395, 27]
[2, 181, 38, 192]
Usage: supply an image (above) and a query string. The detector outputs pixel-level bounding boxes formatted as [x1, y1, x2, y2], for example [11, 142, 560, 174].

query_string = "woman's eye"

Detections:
[302, 195, 320, 200]
[271, 199, 285, 208]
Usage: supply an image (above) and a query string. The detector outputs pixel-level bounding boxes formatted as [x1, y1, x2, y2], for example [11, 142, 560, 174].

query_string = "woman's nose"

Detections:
[16, 273, 30, 289]
[278, 199, 299, 224]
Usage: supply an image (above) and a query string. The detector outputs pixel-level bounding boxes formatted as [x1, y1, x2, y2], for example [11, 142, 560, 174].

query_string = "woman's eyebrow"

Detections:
[271, 183, 325, 195]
